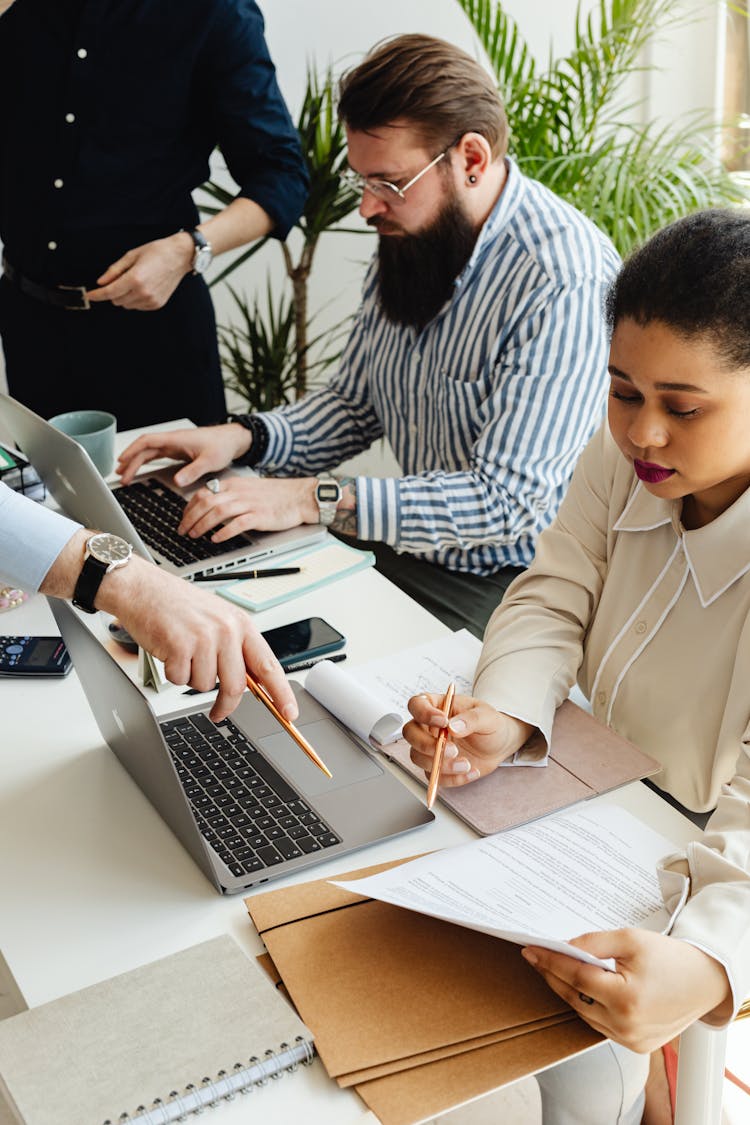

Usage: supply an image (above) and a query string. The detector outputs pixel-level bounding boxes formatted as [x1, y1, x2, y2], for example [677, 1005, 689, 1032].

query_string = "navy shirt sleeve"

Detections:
[198, 1, 308, 240]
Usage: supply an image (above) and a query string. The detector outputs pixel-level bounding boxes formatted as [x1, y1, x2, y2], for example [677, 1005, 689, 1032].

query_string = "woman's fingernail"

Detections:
[466, 769, 480, 781]
[449, 717, 467, 734]
[522, 949, 539, 965]
[443, 742, 458, 759]
[451, 759, 471, 773]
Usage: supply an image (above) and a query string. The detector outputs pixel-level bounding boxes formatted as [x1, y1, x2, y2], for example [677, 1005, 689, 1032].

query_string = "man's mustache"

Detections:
[368, 216, 402, 235]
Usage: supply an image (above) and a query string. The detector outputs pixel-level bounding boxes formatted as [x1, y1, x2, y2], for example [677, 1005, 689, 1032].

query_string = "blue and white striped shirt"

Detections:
[259, 159, 620, 573]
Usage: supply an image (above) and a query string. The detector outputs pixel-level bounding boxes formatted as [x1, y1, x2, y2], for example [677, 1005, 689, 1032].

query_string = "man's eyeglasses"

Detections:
[341, 149, 448, 205]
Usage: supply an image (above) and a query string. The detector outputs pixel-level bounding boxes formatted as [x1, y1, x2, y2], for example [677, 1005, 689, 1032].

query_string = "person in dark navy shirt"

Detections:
[0, 0, 307, 430]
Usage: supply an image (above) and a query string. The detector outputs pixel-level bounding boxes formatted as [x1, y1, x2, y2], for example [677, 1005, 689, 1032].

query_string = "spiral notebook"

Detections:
[0, 936, 313, 1125]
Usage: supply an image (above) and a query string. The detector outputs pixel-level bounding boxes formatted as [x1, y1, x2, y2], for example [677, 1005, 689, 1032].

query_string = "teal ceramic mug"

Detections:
[48, 409, 117, 476]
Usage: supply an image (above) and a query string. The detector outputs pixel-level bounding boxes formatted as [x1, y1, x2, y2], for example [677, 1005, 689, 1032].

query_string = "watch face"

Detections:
[89, 533, 132, 565]
[193, 246, 213, 274]
[316, 482, 341, 504]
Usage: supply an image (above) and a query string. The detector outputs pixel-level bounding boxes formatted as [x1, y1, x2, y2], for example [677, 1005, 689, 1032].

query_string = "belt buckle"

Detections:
[58, 284, 90, 311]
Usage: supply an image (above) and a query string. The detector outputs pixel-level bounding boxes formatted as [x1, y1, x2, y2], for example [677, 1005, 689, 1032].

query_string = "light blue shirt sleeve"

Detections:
[0, 483, 81, 591]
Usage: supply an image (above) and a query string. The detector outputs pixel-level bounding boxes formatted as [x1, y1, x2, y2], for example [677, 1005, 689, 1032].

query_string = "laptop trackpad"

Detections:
[258, 719, 381, 797]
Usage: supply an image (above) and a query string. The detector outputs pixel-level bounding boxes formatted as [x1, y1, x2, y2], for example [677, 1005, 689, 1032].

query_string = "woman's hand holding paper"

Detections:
[521, 929, 732, 1052]
[404, 693, 534, 787]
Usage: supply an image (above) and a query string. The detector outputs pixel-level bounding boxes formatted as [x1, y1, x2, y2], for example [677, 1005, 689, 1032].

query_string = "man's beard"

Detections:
[374, 193, 478, 331]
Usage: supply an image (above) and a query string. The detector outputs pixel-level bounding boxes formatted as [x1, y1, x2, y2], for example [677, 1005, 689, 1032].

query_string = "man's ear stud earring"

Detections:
[467, 174, 478, 185]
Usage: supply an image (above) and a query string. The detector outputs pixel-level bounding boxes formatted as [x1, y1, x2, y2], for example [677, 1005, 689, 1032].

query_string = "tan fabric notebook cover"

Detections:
[0, 935, 313, 1125]
[384, 699, 661, 835]
[246, 858, 602, 1123]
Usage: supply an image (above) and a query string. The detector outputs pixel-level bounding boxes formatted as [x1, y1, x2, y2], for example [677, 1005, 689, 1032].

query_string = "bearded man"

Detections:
[118, 34, 620, 636]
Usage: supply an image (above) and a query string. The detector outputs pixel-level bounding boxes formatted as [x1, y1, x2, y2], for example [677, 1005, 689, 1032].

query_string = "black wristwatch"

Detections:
[228, 413, 270, 467]
[72, 533, 133, 614]
[185, 227, 213, 275]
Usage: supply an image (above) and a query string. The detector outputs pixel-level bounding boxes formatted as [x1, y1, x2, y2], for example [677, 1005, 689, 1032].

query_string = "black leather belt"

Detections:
[2, 256, 90, 310]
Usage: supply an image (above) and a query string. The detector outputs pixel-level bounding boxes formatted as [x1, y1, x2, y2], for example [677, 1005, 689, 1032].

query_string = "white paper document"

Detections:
[303, 630, 481, 748]
[305, 659, 403, 746]
[333, 806, 686, 971]
[304, 630, 480, 747]
[351, 628, 481, 718]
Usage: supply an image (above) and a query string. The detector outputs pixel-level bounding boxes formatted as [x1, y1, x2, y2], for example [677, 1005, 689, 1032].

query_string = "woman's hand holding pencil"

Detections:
[404, 691, 536, 796]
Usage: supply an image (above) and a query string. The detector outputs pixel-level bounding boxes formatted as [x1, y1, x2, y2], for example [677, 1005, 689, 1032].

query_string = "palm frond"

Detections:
[457, 0, 747, 254]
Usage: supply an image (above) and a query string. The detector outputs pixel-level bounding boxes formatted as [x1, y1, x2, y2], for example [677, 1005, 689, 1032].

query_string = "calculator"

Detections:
[0, 635, 72, 677]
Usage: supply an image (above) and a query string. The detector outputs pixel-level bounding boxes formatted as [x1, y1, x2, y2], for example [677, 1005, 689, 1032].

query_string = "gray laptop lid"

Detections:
[0, 391, 324, 577]
[50, 600, 433, 895]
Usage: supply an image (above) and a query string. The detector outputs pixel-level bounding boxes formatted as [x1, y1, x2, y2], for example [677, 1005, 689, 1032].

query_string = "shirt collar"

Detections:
[614, 477, 750, 606]
[454, 156, 523, 290]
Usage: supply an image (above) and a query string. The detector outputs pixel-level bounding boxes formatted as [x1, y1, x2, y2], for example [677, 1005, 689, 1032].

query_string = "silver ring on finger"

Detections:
[205, 477, 221, 494]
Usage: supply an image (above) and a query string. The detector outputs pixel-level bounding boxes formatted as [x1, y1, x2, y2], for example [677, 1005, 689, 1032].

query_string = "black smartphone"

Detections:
[0, 635, 72, 677]
[261, 616, 345, 670]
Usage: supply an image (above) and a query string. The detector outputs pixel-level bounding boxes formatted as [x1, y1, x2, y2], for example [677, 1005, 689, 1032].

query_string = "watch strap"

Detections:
[72, 555, 109, 614]
[187, 227, 209, 251]
[228, 413, 270, 467]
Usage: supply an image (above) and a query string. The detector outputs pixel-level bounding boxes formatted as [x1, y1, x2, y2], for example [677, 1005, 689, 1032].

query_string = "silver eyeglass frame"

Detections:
[341, 149, 448, 204]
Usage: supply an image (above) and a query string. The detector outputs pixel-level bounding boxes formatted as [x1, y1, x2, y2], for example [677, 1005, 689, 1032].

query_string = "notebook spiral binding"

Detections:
[102, 1036, 315, 1125]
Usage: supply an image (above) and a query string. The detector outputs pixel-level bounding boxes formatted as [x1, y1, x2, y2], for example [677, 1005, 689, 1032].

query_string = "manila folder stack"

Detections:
[246, 859, 602, 1125]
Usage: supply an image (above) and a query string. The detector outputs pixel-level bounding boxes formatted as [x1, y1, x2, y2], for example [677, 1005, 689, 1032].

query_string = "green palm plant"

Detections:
[219, 280, 349, 414]
[456, 0, 747, 253]
[201, 64, 363, 404]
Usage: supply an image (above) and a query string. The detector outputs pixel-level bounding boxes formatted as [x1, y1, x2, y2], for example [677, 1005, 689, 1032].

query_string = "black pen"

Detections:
[193, 566, 301, 582]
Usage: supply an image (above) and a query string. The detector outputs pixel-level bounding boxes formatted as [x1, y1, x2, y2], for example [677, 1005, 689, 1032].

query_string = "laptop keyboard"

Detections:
[160, 712, 341, 879]
[114, 478, 251, 567]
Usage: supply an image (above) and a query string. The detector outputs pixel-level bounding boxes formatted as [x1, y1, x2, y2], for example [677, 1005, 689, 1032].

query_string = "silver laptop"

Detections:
[50, 600, 434, 895]
[0, 392, 325, 578]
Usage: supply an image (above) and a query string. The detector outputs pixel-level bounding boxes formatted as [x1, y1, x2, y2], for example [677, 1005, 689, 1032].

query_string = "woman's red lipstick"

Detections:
[634, 459, 676, 484]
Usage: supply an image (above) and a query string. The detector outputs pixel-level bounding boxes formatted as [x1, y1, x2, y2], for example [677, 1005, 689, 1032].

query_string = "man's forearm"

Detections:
[329, 478, 358, 537]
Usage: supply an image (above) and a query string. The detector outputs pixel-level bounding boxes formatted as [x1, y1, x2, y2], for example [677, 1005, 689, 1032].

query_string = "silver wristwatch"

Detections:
[72, 533, 133, 614]
[186, 228, 213, 275]
[314, 477, 342, 526]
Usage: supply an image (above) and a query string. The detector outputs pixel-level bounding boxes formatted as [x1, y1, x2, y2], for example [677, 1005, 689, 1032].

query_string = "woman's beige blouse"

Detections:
[476, 423, 750, 1015]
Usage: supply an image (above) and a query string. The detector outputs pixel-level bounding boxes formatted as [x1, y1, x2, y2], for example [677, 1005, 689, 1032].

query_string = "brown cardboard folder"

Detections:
[384, 699, 661, 835]
[246, 857, 602, 1124]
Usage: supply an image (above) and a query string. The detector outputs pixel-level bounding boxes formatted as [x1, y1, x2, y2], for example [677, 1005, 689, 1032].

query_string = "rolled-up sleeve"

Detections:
[200, 0, 308, 239]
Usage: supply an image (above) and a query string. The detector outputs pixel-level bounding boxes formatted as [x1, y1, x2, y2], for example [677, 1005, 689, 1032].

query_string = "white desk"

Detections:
[0, 434, 709, 1125]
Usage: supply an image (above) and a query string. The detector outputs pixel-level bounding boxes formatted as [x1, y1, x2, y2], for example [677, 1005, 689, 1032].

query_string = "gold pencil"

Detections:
[426, 682, 456, 809]
[245, 673, 333, 779]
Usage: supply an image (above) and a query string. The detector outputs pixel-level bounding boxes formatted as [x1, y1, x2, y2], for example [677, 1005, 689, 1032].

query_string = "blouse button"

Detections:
[77, 47, 88, 59]
[635, 621, 647, 635]
[65, 113, 76, 124]
[596, 691, 606, 706]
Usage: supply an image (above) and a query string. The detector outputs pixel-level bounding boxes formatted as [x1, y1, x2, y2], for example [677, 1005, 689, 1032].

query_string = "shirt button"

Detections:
[47, 241, 58, 251]
[413, 353, 421, 363]
[635, 621, 647, 635]
[65, 113, 76, 124]
[53, 178, 64, 189]
[596, 691, 606, 706]
[77, 47, 87, 59]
